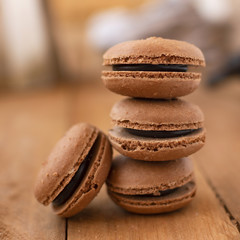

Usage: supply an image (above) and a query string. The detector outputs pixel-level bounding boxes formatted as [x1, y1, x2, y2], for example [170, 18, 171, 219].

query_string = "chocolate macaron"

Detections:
[34, 123, 112, 217]
[107, 155, 196, 214]
[102, 37, 205, 99]
[109, 98, 205, 161]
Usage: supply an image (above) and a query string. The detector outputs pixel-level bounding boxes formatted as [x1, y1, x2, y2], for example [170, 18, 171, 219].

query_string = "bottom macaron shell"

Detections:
[109, 127, 205, 161]
[108, 181, 196, 214]
[52, 132, 112, 217]
[102, 71, 201, 99]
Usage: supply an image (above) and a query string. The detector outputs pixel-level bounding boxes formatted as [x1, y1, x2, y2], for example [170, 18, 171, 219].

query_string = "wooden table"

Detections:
[0, 80, 240, 239]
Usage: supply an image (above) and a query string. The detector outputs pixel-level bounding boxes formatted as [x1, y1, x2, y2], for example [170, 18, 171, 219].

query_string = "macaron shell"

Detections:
[108, 181, 196, 214]
[107, 155, 194, 195]
[103, 37, 205, 66]
[110, 98, 204, 131]
[109, 127, 205, 161]
[34, 123, 99, 206]
[52, 132, 112, 217]
[102, 71, 201, 99]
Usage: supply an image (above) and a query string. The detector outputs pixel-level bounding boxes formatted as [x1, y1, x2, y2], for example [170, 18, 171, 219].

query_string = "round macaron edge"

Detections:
[102, 71, 201, 99]
[110, 98, 204, 131]
[108, 127, 206, 161]
[52, 131, 112, 217]
[103, 37, 205, 67]
[106, 156, 195, 195]
[34, 123, 100, 206]
[107, 180, 196, 214]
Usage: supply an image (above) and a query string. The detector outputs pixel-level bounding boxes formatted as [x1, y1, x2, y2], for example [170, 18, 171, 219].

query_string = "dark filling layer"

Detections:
[52, 137, 99, 207]
[126, 128, 199, 138]
[134, 188, 177, 198]
[115, 181, 196, 199]
[112, 64, 188, 72]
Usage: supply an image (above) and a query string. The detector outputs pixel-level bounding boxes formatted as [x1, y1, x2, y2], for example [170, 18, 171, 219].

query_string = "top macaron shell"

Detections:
[107, 155, 194, 195]
[110, 98, 204, 131]
[102, 37, 205, 99]
[103, 37, 205, 66]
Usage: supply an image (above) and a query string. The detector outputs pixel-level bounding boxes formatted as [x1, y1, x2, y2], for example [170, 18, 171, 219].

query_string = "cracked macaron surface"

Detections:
[34, 123, 112, 217]
[102, 37, 205, 99]
[109, 98, 205, 161]
[107, 155, 196, 214]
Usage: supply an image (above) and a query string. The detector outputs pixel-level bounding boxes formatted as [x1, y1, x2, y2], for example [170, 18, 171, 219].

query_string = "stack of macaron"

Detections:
[102, 37, 206, 214]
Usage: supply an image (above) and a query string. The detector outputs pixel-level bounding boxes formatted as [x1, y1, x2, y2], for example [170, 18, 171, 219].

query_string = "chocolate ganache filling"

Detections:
[112, 64, 188, 72]
[52, 136, 99, 207]
[126, 128, 199, 139]
[135, 188, 177, 198]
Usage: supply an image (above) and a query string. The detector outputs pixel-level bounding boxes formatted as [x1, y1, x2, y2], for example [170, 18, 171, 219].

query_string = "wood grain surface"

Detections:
[187, 79, 240, 228]
[0, 82, 239, 239]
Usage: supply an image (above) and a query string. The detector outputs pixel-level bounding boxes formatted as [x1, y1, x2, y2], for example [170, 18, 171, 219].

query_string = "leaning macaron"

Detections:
[109, 98, 205, 161]
[102, 37, 205, 99]
[107, 155, 196, 214]
[34, 123, 112, 217]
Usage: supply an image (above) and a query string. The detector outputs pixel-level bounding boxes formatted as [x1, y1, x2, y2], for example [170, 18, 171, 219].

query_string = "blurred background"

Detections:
[0, 0, 240, 90]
